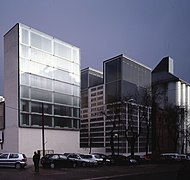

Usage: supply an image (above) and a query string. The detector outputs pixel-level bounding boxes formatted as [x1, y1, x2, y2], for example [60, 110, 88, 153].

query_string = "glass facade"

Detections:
[105, 55, 151, 104]
[19, 24, 80, 129]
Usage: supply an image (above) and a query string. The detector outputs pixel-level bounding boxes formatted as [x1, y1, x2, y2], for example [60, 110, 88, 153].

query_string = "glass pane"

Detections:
[20, 45, 29, 59]
[44, 116, 52, 127]
[31, 114, 41, 126]
[54, 69, 72, 83]
[54, 117, 72, 128]
[105, 81, 121, 103]
[73, 108, 80, 118]
[53, 56, 73, 72]
[81, 71, 88, 90]
[73, 48, 80, 64]
[31, 102, 52, 114]
[44, 104, 52, 114]
[20, 86, 29, 99]
[53, 81, 73, 95]
[31, 88, 52, 102]
[20, 58, 30, 73]
[105, 59, 121, 83]
[31, 32, 52, 53]
[20, 72, 30, 85]
[31, 48, 53, 66]
[21, 28, 29, 45]
[20, 113, 29, 126]
[54, 105, 72, 116]
[20, 100, 29, 112]
[73, 63, 80, 75]
[31, 101, 41, 113]
[73, 119, 79, 129]
[71, 74, 80, 86]
[73, 85, 80, 97]
[54, 41, 71, 60]
[54, 93, 72, 105]
[30, 61, 53, 78]
[30, 75, 52, 90]
[73, 97, 80, 107]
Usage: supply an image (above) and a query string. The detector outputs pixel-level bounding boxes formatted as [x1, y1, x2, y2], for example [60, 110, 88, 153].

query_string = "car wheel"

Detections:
[81, 162, 86, 167]
[72, 162, 77, 168]
[15, 163, 21, 169]
[50, 163, 55, 169]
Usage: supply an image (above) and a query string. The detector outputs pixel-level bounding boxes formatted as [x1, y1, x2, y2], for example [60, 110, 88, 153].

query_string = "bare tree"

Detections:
[101, 110, 116, 155]
[122, 87, 152, 157]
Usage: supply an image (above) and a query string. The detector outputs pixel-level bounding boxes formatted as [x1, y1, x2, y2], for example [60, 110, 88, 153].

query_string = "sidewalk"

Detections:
[27, 158, 33, 167]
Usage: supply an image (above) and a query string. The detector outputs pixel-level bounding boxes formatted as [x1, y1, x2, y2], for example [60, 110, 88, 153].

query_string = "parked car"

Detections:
[141, 154, 153, 164]
[107, 154, 137, 166]
[41, 154, 77, 169]
[65, 153, 98, 167]
[92, 153, 111, 165]
[159, 153, 180, 163]
[90, 154, 104, 165]
[177, 154, 190, 162]
[0, 152, 27, 169]
[126, 155, 141, 164]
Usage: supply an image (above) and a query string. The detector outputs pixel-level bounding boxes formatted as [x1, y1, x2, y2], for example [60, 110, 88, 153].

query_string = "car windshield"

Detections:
[0, 153, 9, 159]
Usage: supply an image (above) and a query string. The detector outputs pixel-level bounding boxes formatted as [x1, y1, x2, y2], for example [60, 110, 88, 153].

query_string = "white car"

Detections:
[0, 152, 27, 169]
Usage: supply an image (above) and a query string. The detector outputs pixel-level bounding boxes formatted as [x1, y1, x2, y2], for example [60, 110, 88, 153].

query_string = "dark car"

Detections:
[142, 154, 152, 164]
[41, 154, 77, 169]
[0, 152, 27, 169]
[107, 154, 137, 166]
[126, 155, 140, 164]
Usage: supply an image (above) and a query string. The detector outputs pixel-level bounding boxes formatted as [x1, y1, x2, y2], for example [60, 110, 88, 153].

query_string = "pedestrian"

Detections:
[33, 151, 40, 173]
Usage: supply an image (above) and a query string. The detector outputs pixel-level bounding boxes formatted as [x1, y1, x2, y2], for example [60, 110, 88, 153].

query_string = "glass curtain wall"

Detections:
[19, 24, 80, 129]
[105, 59, 121, 104]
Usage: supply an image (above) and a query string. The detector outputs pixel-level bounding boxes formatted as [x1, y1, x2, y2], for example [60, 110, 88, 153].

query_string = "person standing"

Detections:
[33, 151, 40, 173]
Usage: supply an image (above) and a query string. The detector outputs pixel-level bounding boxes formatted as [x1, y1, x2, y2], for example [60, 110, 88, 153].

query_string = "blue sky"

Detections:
[0, 0, 190, 95]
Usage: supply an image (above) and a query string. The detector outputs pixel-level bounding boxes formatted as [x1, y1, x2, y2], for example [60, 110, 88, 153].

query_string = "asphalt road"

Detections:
[0, 163, 189, 180]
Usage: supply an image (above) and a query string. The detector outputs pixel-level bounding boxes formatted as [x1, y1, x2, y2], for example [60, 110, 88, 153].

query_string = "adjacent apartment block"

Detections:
[152, 56, 190, 154]
[81, 54, 152, 155]
[80, 67, 104, 152]
[4, 23, 80, 157]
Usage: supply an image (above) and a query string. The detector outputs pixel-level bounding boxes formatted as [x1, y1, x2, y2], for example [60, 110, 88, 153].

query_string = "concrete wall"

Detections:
[19, 128, 80, 158]
[4, 24, 19, 152]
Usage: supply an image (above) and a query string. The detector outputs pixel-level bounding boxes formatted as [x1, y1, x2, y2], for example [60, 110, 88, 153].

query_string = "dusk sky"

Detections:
[0, 0, 190, 95]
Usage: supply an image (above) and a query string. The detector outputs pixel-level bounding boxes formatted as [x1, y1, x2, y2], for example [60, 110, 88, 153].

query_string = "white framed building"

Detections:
[152, 56, 190, 153]
[4, 23, 81, 157]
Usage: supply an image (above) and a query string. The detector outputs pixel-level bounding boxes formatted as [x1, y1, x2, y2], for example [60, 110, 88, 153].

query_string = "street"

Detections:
[0, 163, 188, 180]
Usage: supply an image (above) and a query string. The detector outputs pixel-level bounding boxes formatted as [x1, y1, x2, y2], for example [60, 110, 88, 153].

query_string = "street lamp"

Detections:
[42, 103, 45, 157]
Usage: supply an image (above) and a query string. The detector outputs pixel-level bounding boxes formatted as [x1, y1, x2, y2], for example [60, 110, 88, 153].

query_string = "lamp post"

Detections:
[42, 103, 45, 157]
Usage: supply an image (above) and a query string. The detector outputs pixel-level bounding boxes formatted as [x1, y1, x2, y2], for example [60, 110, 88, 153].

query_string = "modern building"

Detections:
[80, 54, 152, 155]
[0, 96, 5, 149]
[80, 67, 104, 153]
[4, 23, 80, 157]
[152, 56, 190, 154]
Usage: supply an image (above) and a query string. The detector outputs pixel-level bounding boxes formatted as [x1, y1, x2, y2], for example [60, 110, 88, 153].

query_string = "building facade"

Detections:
[104, 55, 152, 154]
[4, 23, 80, 157]
[80, 55, 152, 155]
[152, 56, 190, 154]
[80, 67, 105, 153]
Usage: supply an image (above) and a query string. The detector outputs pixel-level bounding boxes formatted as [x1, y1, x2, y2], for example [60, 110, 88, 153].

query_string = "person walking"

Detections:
[33, 151, 40, 173]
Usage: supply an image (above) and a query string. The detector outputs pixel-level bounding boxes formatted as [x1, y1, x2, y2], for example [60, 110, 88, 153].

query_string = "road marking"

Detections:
[42, 172, 66, 176]
[81, 169, 178, 180]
